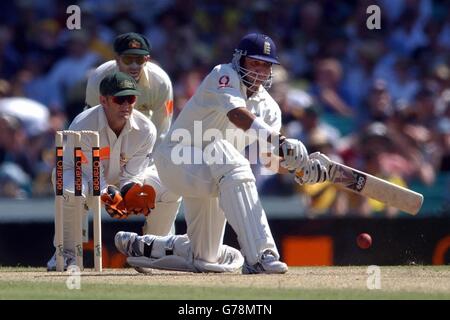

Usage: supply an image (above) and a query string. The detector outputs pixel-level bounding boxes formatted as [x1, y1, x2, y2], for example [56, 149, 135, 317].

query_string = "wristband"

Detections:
[249, 117, 278, 144]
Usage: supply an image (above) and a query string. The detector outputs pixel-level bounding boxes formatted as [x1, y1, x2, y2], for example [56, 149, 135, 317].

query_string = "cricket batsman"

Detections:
[114, 34, 330, 274]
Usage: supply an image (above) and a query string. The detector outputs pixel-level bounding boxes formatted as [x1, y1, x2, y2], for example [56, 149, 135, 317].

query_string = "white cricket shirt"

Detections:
[85, 60, 173, 145]
[165, 63, 281, 152]
[63, 105, 156, 191]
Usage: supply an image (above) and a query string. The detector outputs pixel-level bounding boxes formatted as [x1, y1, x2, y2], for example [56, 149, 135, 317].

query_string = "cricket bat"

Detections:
[297, 161, 424, 215]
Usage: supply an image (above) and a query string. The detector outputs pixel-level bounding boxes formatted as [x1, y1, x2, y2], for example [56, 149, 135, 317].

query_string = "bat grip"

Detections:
[278, 136, 285, 157]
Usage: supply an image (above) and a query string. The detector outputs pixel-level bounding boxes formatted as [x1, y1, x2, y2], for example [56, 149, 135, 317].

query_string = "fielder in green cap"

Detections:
[99, 71, 141, 97]
[99, 71, 140, 133]
[113, 32, 151, 56]
[46, 68, 181, 271]
[83, 32, 180, 254]
[85, 32, 174, 148]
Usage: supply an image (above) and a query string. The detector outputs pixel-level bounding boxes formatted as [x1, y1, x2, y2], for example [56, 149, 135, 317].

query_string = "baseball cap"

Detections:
[99, 72, 141, 97]
[237, 33, 280, 64]
[113, 32, 151, 56]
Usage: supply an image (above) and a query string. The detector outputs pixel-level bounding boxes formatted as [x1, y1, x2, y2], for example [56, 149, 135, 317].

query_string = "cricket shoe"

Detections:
[46, 250, 76, 271]
[242, 250, 288, 274]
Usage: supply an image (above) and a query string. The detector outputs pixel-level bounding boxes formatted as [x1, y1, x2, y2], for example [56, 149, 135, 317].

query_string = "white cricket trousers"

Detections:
[154, 139, 279, 265]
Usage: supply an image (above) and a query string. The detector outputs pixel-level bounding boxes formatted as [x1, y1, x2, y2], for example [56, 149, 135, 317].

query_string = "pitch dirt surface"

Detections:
[0, 266, 449, 299]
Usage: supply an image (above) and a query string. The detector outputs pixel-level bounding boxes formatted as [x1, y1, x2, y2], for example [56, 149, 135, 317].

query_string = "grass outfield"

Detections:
[0, 266, 449, 300]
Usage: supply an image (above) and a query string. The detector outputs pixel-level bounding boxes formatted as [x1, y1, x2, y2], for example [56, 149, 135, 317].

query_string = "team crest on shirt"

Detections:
[218, 75, 232, 89]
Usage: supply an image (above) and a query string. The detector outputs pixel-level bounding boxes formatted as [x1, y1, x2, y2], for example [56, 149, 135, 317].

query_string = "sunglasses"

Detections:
[121, 55, 146, 65]
[112, 95, 137, 105]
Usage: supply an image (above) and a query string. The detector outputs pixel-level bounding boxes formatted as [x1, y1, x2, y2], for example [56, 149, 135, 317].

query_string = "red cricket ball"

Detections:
[357, 233, 372, 249]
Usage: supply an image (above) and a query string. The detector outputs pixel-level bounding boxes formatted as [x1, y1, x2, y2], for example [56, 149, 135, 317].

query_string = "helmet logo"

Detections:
[263, 41, 271, 55]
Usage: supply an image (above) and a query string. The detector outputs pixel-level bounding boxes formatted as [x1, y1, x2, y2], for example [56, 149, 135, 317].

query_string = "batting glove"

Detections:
[294, 152, 331, 185]
[280, 138, 309, 171]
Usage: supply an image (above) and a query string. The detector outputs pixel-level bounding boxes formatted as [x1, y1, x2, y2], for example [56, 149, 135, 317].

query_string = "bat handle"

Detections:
[278, 135, 287, 158]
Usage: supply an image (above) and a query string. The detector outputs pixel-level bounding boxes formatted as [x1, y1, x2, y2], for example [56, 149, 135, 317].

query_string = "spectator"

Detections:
[0, 114, 34, 192]
[46, 30, 99, 111]
[0, 25, 21, 79]
[309, 58, 355, 117]
[347, 123, 411, 217]
[0, 97, 49, 137]
[358, 79, 394, 127]
[283, 92, 341, 147]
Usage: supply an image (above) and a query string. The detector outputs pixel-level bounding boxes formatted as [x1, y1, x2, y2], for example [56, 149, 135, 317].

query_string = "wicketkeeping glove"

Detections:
[294, 152, 331, 185]
[121, 183, 156, 217]
[100, 185, 127, 219]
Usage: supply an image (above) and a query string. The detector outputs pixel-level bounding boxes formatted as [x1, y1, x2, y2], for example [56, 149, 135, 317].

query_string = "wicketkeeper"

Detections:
[47, 72, 180, 271]
[85, 32, 180, 236]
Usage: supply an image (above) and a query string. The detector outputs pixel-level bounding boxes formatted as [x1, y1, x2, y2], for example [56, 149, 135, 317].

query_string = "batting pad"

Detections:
[194, 245, 244, 273]
[218, 171, 279, 265]
[127, 255, 197, 272]
[126, 235, 243, 273]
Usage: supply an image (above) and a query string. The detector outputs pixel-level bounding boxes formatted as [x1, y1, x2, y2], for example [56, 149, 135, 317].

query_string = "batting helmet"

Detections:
[232, 33, 280, 92]
[236, 33, 280, 65]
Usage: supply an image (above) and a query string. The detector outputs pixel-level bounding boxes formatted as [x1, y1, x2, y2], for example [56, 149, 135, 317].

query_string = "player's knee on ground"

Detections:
[116, 232, 243, 273]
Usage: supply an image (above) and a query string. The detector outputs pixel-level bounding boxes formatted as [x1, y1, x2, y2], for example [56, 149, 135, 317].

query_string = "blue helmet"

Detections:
[232, 33, 280, 92]
[236, 33, 280, 65]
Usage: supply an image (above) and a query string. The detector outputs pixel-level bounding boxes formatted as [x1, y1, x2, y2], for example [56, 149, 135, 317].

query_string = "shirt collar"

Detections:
[98, 106, 109, 130]
[129, 111, 140, 130]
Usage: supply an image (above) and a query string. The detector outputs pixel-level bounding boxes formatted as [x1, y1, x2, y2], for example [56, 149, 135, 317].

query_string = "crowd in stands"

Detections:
[0, 0, 448, 217]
